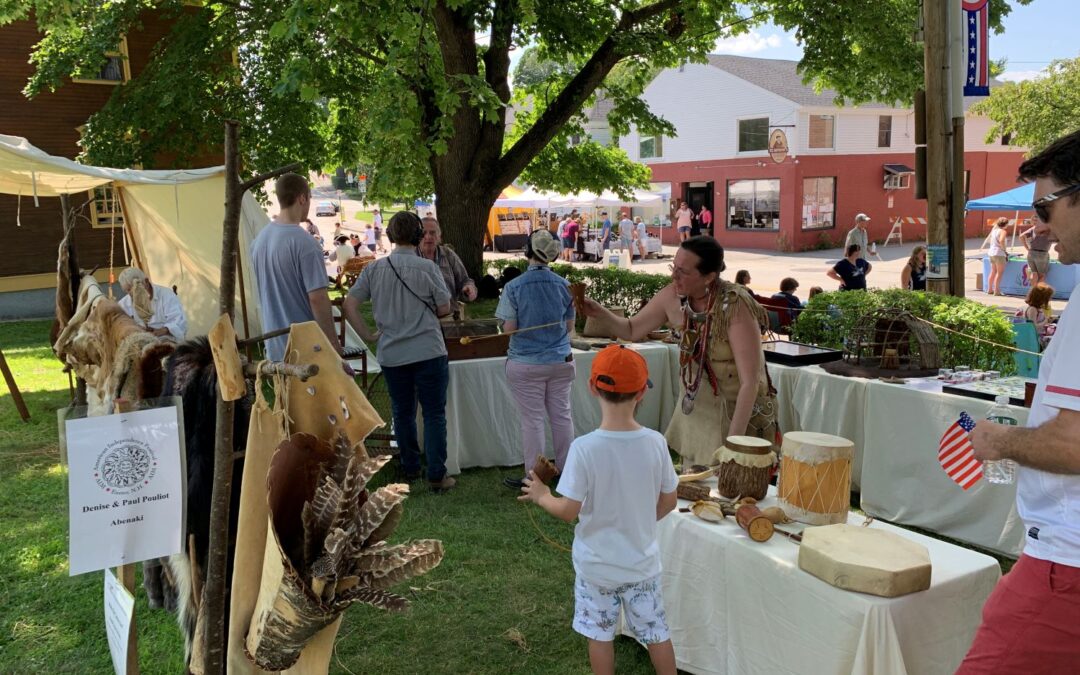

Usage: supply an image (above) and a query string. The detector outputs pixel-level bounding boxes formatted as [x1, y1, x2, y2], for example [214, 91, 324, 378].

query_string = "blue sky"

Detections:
[709, 0, 1076, 82]
[506, 0, 1076, 84]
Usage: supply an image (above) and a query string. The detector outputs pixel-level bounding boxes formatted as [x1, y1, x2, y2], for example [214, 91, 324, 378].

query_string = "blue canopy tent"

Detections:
[966, 183, 1034, 248]
[966, 183, 1034, 211]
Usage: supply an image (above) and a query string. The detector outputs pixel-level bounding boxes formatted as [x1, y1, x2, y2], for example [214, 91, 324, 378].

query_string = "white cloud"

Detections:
[713, 31, 783, 55]
[998, 70, 1043, 83]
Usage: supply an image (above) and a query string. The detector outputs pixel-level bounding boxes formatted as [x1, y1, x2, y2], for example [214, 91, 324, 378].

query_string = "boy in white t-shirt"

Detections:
[520, 345, 679, 675]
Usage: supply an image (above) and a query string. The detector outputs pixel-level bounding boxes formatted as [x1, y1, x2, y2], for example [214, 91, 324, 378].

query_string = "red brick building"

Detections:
[619, 55, 1027, 250]
[0, 11, 220, 306]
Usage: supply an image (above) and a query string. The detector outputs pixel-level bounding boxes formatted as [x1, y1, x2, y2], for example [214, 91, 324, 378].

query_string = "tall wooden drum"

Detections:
[778, 432, 854, 525]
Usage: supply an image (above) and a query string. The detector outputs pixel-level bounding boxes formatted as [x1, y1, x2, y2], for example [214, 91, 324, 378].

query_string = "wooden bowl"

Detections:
[648, 329, 670, 341]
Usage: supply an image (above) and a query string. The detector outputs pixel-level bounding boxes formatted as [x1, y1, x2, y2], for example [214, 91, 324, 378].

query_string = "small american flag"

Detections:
[939, 412, 982, 489]
[963, 0, 990, 96]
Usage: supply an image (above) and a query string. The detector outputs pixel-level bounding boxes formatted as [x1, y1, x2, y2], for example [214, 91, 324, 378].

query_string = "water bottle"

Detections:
[983, 395, 1018, 485]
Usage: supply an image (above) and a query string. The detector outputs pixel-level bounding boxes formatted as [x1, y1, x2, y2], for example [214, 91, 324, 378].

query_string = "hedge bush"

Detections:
[485, 258, 670, 316]
[790, 288, 1017, 373]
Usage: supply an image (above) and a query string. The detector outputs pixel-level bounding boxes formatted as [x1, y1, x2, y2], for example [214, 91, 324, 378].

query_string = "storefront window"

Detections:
[726, 179, 780, 230]
[802, 177, 836, 230]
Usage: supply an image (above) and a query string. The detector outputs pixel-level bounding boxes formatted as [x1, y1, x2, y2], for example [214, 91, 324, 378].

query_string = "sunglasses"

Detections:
[1032, 183, 1080, 223]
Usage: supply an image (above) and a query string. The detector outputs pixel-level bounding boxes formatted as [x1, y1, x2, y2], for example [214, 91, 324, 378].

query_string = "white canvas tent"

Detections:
[0, 134, 268, 336]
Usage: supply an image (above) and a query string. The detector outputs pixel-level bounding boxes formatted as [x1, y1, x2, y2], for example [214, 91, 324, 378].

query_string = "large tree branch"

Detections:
[483, 0, 517, 103]
[490, 0, 688, 192]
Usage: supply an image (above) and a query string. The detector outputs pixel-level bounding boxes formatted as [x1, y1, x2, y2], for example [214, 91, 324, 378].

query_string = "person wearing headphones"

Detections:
[343, 211, 457, 493]
[498, 229, 577, 489]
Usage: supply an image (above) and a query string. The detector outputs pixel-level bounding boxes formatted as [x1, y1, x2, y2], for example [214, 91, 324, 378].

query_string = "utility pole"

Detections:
[921, 0, 968, 296]
[949, 0, 967, 296]
[923, 0, 953, 295]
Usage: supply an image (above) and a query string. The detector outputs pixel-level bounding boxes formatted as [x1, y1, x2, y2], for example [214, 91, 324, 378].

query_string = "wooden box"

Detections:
[442, 319, 510, 361]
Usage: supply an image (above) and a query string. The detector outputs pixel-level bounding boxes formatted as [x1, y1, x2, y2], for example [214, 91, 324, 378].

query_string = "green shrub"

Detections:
[484, 258, 669, 315]
[791, 289, 1017, 373]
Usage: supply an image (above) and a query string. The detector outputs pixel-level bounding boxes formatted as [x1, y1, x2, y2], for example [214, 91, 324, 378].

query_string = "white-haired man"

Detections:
[117, 267, 187, 340]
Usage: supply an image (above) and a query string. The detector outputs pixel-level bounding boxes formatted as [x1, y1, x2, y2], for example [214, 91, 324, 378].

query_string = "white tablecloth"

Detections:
[859, 382, 1028, 557]
[631, 486, 1001, 675]
[767, 364, 871, 491]
[761, 363, 1027, 557]
[443, 342, 678, 474]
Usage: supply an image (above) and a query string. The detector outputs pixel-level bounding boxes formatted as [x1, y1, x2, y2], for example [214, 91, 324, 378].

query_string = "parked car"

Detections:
[315, 200, 338, 217]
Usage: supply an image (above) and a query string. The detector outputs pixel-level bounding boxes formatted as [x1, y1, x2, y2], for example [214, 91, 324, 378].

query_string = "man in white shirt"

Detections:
[117, 267, 187, 340]
[844, 213, 870, 260]
[959, 130, 1080, 673]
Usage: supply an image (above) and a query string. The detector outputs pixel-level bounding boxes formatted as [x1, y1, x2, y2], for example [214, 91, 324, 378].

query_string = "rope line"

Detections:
[789, 306, 1043, 357]
[523, 501, 571, 554]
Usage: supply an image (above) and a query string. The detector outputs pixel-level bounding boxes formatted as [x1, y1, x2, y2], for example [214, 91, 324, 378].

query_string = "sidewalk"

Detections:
[484, 238, 1056, 314]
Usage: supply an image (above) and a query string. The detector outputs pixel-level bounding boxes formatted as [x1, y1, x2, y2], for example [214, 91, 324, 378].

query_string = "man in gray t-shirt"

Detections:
[250, 174, 343, 361]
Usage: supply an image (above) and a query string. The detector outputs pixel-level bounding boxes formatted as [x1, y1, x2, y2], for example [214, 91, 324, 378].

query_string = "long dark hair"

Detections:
[680, 236, 726, 275]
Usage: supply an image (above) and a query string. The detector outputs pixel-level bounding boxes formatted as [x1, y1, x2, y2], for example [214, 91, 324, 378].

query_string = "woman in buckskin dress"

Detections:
[582, 236, 776, 467]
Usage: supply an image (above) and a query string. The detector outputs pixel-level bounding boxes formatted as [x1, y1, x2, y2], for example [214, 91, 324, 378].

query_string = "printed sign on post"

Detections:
[66, 406, 185, 575]
[927, 244, 949, 280]
[104, 568, 135, 675]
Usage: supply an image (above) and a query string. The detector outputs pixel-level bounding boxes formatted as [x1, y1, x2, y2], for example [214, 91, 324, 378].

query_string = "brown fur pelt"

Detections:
[155, 337, 251, 665]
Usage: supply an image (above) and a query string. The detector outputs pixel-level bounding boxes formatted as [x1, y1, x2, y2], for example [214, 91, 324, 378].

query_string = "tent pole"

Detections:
[59, 193, 87, 407]
[234, 237, 252, 343]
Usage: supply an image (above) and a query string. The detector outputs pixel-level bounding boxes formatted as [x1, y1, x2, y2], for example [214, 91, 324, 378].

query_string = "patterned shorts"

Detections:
[572, 574, 670, 644]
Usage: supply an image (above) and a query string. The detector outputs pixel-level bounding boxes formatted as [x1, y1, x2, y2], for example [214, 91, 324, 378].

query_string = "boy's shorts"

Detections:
[572, 574, 670, 644]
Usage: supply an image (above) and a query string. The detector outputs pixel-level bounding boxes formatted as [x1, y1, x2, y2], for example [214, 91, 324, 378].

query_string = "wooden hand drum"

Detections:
[778, 431, 854, 525]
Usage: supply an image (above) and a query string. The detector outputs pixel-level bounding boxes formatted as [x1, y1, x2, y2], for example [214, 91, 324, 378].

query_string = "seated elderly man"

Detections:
[418, 217, 478, 302]
[117, 267, 188, 340]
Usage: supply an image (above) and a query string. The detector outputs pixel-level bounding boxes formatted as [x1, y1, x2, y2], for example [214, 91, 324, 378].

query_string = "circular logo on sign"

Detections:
[94, 439, 157, 495]
[768, 129, 789, 164]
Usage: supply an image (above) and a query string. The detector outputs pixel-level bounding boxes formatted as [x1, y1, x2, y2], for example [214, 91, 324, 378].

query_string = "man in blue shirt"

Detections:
[598, 211, 612, 264]
[496, 229, 576, 488]
[250, 173, 345, 362]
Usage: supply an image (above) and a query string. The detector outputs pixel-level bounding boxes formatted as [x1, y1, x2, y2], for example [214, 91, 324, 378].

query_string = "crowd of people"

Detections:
[97, 129, 1080, 673]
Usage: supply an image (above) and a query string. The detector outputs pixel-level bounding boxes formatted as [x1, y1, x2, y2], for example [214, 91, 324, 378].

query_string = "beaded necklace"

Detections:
[679, 282, 720, 414]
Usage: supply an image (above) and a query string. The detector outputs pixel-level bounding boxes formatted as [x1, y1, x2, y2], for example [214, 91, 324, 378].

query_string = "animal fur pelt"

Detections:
[54, 286, 178, 415]
[155, 337, 251, 664]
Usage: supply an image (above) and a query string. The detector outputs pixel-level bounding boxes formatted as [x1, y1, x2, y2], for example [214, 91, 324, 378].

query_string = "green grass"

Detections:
[0, 319, 655, 673]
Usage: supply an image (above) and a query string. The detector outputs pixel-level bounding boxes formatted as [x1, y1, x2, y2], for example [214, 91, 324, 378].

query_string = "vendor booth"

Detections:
[491, 186, 666, 258]
[0, 133, 269, 336]
[967, 183, 1076, 300]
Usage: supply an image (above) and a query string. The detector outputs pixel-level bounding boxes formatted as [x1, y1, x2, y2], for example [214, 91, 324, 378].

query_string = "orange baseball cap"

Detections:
[590, 345, 652, 394]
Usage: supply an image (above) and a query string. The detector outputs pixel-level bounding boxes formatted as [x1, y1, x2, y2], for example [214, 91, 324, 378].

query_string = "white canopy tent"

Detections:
[493, 186, 664, 211]
[0, 134, 268, 336]
[492, 186, 554, 209]
[548, 189, 664, 209]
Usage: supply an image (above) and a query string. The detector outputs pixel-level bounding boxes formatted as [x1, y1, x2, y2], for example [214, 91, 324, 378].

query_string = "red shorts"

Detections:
[957, 554, 1080, 674]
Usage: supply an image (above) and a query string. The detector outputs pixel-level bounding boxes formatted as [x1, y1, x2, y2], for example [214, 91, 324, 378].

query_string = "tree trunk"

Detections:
[434, 176, 498, 281]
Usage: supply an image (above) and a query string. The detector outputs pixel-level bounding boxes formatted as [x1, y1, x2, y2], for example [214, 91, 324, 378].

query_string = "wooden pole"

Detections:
[60, 194, 88, 407]
[924, 0, 953, 295]
[201, 120, 242, 675]
[114, 399, 139, 675]
[951, 116, 966, 296]
[0, 349, 30, 422]
[200, 121, 302, 674]
[948, 0, 967, 296]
